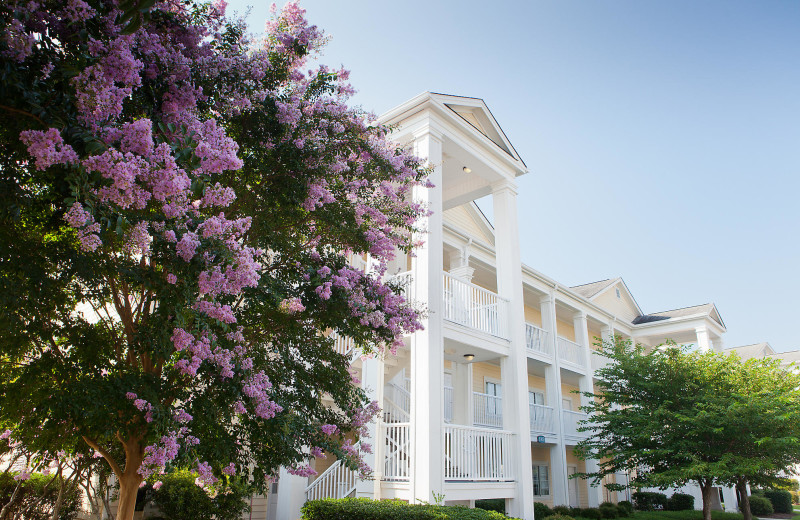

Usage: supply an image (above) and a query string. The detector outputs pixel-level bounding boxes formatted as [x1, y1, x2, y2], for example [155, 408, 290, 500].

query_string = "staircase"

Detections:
[305, 460, 357, 500]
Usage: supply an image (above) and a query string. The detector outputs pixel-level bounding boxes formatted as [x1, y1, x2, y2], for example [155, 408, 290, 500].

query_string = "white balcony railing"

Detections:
[443, 273, 509, 339]
[444, 386, 454, 423]
[389, 270, 414, 301]
[592, 350, 611, 371]
[444, 424, 515, 482]
[562, 410, 591, 440]
[557, 337, 586, 368]
[526, 323, 551, 356]
[473, 392, 503, 429]
[305, 460, 357, 501]
[329, 331, 355, 357]
[530, 404, 557, 435]
[383, 422, 410, 481]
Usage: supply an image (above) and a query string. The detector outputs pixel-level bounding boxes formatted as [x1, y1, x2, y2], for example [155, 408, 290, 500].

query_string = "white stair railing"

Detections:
[473, 392, 503, 428]
[526, 323, 551, 356]
[388, 270, 414, 301]
[557, 336, 586, 368]
[383, 396, 409, 423]
[443, 424, 515, 482]
[329, 331, 355, 358]
[383, 422, 410, 481]
[442, 272, 509, 339]
[305, 460, 357, 501]
[529, 404, 556, 435]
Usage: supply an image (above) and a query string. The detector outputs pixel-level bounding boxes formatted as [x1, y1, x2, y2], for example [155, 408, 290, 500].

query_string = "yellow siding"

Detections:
[524, 305, 543, 327]
[443, 205, 493, 244]
[592, 285, 639, 323]
[527, 374, 547, 394]
[561, 382, 580, 409]
[566, 451, 590, 508]
[244, 495, 268, 520]
[472, 362, 501, 393]
[556, 319, 575, 341]
[588, 325, 604, 351]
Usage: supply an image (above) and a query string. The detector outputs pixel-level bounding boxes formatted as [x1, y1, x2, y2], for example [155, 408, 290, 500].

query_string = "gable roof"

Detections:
[635, 303, 726, 329]
[725, 342, 776, 359]
[571, 279, 617, 299]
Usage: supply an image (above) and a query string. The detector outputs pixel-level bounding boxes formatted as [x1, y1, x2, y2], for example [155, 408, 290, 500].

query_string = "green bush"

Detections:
[615, 505, 630, 518]
[476, 499, 505, 514]
[534, 502, 553, 519]
[617, 501, 634, 515]
[748, 495, 774, 517]
[0, 472, 81, 520]
[148, 469, 251, 520]
[580, 507, 602, 519]
[552, 505, 573, 516]
[790, 490, 799, 504]
[543, 515, 575, 520]
[632, 491, 668, 511]
[301, 498, 520, 520]
[665, 493, 694, 511]
[598, 502, 620, 518]
[763, 488, 793, 513]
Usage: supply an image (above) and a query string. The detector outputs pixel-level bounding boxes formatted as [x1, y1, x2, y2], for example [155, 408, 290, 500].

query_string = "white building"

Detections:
[264, 92, 739, 520]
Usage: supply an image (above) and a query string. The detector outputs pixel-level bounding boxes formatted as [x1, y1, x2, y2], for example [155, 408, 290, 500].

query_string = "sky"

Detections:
[227, 0, 800, 353]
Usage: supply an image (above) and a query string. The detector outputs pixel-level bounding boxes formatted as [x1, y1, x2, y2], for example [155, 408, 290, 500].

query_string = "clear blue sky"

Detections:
[229, 0, 800, 352]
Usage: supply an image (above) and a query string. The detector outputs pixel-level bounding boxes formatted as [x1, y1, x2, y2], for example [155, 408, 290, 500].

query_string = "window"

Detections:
[533, 465, 550, 496]
[616, 288, 621, 298]
[562, 397, 573, 411]
[529, 390, 545, 406]
[485, 381, 502, 417]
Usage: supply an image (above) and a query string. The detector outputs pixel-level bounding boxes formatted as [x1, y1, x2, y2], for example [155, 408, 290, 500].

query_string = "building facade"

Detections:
[262, 92, 745, 520]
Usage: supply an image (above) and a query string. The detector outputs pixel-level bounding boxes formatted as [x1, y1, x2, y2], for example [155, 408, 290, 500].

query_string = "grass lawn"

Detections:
[571, 512, 755, 520]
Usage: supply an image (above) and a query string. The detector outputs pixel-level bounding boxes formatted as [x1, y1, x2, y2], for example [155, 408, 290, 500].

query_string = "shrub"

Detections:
[599, 502, 620, 518]
[763, 489, 793, 513]
[552, 505, 573, 516]
[148, 470, 251, 520]
[476, 499, 505, 514]
[632, 491, 667, 511]
[0, 472, 81, 520]
[790, 490, 799, 504]
[301, 498, 519, 519]
[665, 493, 694, 511]
[580, 507, 602, 519]
[617, 500, 633, 515]
[534, 502, 553, 519]
[543, 515, 575, 520]
[748, 495, 774, 517]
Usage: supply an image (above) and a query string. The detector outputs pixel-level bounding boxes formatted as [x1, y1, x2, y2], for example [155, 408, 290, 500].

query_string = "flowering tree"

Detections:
[0, 2, 428, 520]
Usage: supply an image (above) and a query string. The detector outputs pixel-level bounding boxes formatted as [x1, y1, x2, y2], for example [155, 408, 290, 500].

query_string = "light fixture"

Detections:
[462, 166, 472, 174]
[463, 353, 475, 361]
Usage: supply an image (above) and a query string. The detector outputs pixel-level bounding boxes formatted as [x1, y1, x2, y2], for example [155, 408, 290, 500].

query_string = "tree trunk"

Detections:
[700, 479, 714, 520]
[115, 437, 144, 520]
[737, 479, 752, 520]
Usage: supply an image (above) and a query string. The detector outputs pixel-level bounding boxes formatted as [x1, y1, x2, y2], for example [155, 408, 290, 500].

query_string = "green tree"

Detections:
[576, 338, 800, 520]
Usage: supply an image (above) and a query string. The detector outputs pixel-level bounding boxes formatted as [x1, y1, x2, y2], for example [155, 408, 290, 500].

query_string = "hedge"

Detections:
[665, 493, 694, 511]
[301, 498, 521, 520]
[0, 472, 81, 520]
[762, 489, 793, 513]
[617, 501, 634, 515]
[748, 495, 773, 516]
[632, 491, 668, 511]
[534, 502, 553, 519]
[146, 469, 251, 520]
[475, 499, 505, 514]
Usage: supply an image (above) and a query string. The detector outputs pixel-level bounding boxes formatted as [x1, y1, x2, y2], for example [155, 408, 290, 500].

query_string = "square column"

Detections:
[695, 326, 711, 352]
[275, 468, 308, 520]
[409, 129, 445, 504]
[541, 293, 569, 506]
[452, 362, 473, 425]
[574, 312, 602, 507]
[492, 181, 534, 520]
[357, 356, 384, 498]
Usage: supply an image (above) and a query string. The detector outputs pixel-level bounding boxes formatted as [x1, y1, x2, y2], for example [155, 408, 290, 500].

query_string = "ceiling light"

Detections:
[462, 166, 472, 174]
[463, 354, 475, 361]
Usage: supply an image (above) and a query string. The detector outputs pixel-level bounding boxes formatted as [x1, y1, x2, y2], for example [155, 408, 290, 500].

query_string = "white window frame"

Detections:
[532, 461, 551, 497]
[528, 389, 545, 406]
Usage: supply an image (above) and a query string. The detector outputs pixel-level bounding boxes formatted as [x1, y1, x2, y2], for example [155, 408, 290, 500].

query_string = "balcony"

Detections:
[592, 350, 611, 372]
[530, 403, 557, 435]
[383, 422, 411, 481]
[443, 424, 515, 482]
[557, 336, 586, 369]
[443, 273, 509, 339]
[526, 323, 551, 357]
[473, 391, 503, 428]
[562, 410, 591, 441]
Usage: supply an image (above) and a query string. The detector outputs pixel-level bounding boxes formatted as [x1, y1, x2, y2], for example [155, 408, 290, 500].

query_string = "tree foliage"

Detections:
[0, 1, 429, 519]
[576, 338, 800, 520]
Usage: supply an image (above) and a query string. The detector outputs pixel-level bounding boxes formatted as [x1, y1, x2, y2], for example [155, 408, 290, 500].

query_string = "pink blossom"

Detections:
[153, 481, 163, 490]
[20, 129, 79, 170]
[167, 273, 177, 284]
[222, 463, 236, 476]
[279, 297, 305, 314]
[320, 424, 338, 436]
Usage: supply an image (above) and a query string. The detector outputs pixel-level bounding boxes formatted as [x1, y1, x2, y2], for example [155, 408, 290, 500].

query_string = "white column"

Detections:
[357, 356, 384, 498]
[493, 180, 534, 520]
[574, 312, 602, 507]
[712, 336, 725, 352]
[722, 485, 738, 512]
[409, 129, 445, 504]
[452, 362, 473, 425]
[695, 326, 711, 352]
[542, 292, 569, 507]
[275, 468, 308, 520]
